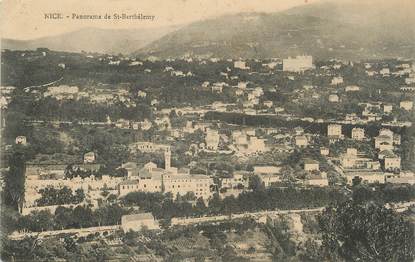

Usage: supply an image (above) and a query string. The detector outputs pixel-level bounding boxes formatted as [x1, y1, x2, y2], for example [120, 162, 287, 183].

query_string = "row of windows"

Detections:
[165, 183, 209, 189]
[168, 179, 210, 183]
[121, 185, 158, 190]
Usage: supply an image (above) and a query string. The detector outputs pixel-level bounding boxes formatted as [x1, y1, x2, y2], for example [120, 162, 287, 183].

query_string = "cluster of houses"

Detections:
[326, 124, 415, 185]
[42, 85, 138, 107]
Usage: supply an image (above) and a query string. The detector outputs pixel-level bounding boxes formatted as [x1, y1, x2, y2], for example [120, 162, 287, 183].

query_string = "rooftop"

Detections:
[122, 213, 155, 222]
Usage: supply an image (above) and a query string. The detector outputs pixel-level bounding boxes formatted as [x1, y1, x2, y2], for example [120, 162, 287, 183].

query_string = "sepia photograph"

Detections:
[0, 0, 414, 261]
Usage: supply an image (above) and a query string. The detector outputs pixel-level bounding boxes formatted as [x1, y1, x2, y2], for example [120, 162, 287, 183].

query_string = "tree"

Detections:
[280, 166, 296, 185]
[208, 193, 223, 215]
[36, 186, 83, 206]
[73, 188, 85, 203]
[72, 206, 94, 228]
[194, 197, 207, 216]
[248, 175, 265, 192]
[351, 176, 362, 187]
[319, 201, 414, 261]
[17, 210, 54, 232]
[55, 206, 74, 229]
[3, 151, 26, 211]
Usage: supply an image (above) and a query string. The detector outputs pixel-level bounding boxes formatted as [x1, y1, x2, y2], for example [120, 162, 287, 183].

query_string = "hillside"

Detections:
[1, 26, 177, 55]
[135, 0, 415, 60]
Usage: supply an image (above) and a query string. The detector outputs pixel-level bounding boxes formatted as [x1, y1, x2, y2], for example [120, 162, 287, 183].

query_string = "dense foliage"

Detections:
[319, 200, 414, 261]
[36, 187, 85, 206]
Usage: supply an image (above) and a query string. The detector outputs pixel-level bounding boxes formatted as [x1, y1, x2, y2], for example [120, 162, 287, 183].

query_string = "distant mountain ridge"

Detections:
[1, 26, 178, 55]
[134, 0, 415, 60]
[2, 0, 414, 60]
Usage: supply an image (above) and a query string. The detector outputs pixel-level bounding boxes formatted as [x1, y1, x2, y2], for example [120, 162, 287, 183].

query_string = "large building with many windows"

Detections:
[118, 150, 213, 199]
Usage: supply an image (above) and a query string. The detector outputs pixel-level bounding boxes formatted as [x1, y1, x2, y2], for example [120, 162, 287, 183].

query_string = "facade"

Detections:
[253, 166, 281, 174]
[400, 100, 413, 111]
[383, 104, 393, 113]
[327, 124, 342, 138]
[129, 142, 170, 153]
[328, 94, 339, 103]
[221, 173, 248, 189]
[234, 61, 249, 70]
[304, 159, 319, 172]
[121, 213, 159, 232]
[346, 172, 385, 185]
[374, 129, 395, 150]
[383, 155, 401, 171]
[164, 173, 213, 199]
[118, 151, 213, 199]
[263, 100, 273, 108]
[305, 172, 329, 187]
[258, 174, 281, 187]
[83, 152, 96, 163]
[15, 136, 27, 145]
[386, 172, 415, 184]
[341, 149, 374, 169]
[295, 136, 308, 147]
[24, 174, 121, 207]
[331, 77, 344, 85]
[345, 85, 360, 92]
[320, 147, 329, 156]
[351, 128, 365, 140]
[205, 129, 220, 150]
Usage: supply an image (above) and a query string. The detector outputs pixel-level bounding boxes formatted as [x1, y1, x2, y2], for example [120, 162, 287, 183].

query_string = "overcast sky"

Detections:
[1, 0, 324, 40]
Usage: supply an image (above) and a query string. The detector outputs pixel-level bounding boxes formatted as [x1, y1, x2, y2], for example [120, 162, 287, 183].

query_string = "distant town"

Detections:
[1, 47, 414, 261]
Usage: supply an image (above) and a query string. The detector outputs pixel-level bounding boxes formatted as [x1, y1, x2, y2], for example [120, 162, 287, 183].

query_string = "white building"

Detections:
[234, 61, 249, 70]
[238, 82, 248, 89]
[400, 101, 413, 111]
[380, 68, 390, 76]
[205, 129, 220, 151]
[129, 142, 170, 153]
[386, 172, 415, 185]
[263, 101, 273, 108]
[121, 213, 159, 232]
[328, 94, 339, 103]
[374, 129, 395, 151]
[382, 151, 401, 171]
[305, 172, 329, 187]
[253, 166, 281, 175]
[257, 174, 281, 187]
[282, 56, 313, 72]
[15, 136, 27, 145]
[383, 104, 393, 114]
[320, 147, 329, 156]
[345, 85, 360, 92]
[83, 152, 96, 164]
[346, 172, 385, 185]
[221, 173, 248, 189]
[295, 136, 308, 147]
[351, 128, 365, 140]
[44, 85, 79, 99]
[164, 173, 213, 199]
[331, 77, 344, 85]
[304, 159, 319, 172]
[327, 124, 342, 138]
[118, 151, 213, 199]
[137, 91, 147, 98]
